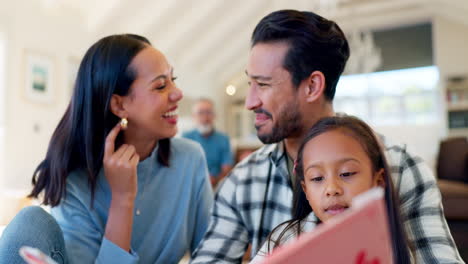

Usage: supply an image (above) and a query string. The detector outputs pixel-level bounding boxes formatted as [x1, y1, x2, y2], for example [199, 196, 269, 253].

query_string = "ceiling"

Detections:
[40, 0, 468, 99]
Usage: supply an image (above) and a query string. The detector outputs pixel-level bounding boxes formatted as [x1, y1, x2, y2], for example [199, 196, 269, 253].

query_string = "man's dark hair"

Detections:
[251, 9, 350, 101]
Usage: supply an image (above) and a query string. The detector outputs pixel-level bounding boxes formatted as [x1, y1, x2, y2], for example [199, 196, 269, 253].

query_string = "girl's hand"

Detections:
[103, 123, 140, 202]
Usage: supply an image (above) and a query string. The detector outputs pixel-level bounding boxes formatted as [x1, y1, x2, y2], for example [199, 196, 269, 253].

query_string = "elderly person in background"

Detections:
[183, 98, 233, 188]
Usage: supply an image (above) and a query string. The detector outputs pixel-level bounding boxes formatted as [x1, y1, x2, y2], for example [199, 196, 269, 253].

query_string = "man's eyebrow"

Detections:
[245, 70, 272, 81]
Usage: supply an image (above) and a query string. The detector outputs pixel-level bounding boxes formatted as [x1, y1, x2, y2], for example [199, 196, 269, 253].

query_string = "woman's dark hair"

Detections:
[251, 9, 350, 101]
[266, 116, 412, 264]
[29, 34, 171, 206]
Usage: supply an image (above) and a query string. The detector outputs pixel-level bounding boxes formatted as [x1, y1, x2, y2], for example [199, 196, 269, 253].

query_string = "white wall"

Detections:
[433, 16, 468, 78]
[0, 1, 91, 190]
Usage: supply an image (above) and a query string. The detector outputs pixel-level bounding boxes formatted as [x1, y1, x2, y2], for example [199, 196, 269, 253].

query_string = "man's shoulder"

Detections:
[380, 136, 432, 191]
[381, 137, 422, 167]
[227, 144, 276, 179]
[216, 144, 279, 201]
[239, 144, 275, 163]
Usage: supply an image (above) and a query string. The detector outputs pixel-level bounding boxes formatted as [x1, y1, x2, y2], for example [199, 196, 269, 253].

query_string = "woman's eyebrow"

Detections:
[149, 67, 174, 84]
[149, 75, 167, 84]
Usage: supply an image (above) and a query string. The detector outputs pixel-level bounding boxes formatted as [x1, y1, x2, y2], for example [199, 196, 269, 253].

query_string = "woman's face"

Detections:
[122, 46, 183, 142]
[300, 129, 384, 222]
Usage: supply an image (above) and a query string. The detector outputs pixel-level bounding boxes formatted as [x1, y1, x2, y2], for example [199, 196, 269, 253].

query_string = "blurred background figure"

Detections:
[183, 98, 233, 188]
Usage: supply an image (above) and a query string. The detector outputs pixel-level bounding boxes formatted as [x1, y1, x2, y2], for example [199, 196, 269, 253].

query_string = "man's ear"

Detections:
[110, 94, 127, 118]
[373, 168, 386, 188]
[302, 71, 326, 103]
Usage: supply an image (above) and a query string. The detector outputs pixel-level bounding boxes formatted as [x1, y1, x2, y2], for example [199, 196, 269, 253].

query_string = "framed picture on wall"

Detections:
[24, 51, 54, 103]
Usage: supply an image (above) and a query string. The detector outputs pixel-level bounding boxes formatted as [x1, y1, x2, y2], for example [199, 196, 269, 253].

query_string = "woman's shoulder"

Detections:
[66, 169, 88, 187]
[171, 137, 204, 157]
[168, 138, 209, 188]
[56, 169, 94, 205]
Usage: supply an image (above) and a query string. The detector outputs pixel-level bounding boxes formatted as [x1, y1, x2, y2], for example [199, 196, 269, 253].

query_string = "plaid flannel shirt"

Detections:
[191, 139, 464, 264]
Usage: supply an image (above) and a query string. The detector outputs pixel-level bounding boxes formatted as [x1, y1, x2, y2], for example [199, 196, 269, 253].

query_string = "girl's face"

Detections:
[300, 129, 384, 222]
[120, 46, 183, 142]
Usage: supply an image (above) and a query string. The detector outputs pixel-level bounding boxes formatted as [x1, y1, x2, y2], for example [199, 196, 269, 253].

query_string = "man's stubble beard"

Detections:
[256, 102, 303, 144]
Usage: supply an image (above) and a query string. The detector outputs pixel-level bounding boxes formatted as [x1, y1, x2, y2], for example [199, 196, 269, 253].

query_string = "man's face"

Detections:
[245, 42, 303, 144]
[193, 100, 215, 127]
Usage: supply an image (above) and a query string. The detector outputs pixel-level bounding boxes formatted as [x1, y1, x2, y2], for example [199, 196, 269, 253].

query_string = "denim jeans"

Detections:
[0, 206, 68, 264]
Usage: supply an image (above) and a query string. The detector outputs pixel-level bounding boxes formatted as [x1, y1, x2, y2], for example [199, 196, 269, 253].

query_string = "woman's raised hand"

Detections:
[103, 123, 140, 202]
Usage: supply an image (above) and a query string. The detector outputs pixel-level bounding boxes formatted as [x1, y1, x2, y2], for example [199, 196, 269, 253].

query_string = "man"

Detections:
[183, 98, 233, 188]
[191, 10, 463, 263]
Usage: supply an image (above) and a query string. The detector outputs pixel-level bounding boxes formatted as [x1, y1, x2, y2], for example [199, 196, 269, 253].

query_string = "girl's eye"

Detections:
[258, 82, 269, 87]
[171, 76, 178, 82]
[340, 172, 357, 177]
[311, 176, 324, 182]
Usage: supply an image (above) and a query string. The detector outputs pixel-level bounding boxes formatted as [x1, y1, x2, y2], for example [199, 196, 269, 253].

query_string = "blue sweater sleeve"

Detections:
[97, 238, 139, 264]
[190, 146, 214, 252]
[51, 171, 139, 264]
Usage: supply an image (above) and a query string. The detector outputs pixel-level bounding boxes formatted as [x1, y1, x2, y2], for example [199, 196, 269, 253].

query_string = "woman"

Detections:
[0, 34, 213, 264]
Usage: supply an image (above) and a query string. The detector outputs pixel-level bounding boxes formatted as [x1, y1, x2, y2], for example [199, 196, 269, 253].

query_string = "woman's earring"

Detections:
[120, 118, 128, 130]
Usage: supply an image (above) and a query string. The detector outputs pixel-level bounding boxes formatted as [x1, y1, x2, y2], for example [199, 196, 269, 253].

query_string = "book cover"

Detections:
[262, 188, 393, 264]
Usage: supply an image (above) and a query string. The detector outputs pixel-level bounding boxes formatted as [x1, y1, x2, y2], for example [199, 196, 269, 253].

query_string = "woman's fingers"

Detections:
[130, 153, 140, 167]
[120, 145, 136, 164]
[104, 123, 122, 159]
[103, 123, 139, 172]
[114, 144, 129, 159]
[102, 123, 139, 200]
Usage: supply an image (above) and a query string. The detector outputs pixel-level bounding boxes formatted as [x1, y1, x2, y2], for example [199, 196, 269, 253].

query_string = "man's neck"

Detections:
[284, 104, 335, 160]
[283, 137, 302, 161]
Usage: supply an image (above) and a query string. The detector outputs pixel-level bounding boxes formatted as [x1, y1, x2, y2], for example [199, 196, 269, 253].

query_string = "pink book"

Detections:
[262, 188, 394, 264]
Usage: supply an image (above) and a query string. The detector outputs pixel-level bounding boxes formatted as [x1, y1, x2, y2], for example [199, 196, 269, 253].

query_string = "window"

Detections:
[334, 66, 440, 125]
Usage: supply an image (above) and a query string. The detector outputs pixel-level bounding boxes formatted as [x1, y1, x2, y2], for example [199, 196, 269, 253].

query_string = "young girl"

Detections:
[0, 34, 213, 264]
[252, 115, 412, 263]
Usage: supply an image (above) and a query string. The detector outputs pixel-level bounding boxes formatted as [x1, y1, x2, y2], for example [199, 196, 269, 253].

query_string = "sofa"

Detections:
[436, 136, 468, 261]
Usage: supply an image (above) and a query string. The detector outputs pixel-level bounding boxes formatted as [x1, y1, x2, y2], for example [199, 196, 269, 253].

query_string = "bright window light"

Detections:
[334, 66, 440, 125]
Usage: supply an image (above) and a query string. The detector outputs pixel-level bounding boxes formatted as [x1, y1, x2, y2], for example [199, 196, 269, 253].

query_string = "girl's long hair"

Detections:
[266, 115, 412, 264]
[29, 34, 171, 206]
